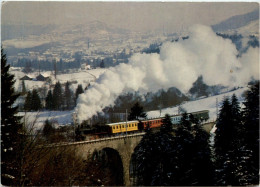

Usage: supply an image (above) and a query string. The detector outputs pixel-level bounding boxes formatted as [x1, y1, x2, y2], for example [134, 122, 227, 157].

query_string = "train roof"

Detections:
[169, 110, 209, 117]
[106, 120, 139, 126]
[142, 117, 163, 122]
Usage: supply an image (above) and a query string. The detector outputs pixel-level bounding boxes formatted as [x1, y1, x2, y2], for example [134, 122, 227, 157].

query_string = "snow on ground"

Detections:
[18, 110, 75, 130]
[146, 87, 248, 121]
[17, 86, 249, 130]
[11, 68, 106, 92]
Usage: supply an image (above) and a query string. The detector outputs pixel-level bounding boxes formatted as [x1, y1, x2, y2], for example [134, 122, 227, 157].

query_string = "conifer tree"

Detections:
[128, 102, 147, 120]
[21, 80, 27, 95]
[132, 114, 175, 186]
[173, 112, 194, 185]
[52, 82, 63, 110]
[1, 48, 22, 185]
[31, 89, 42, 111]
[192, 123, 214, 185]
[64, 81, 73, 110]
[24, 91, 32, 111]
[214, 96, 244, 185]
[45, 90, 53, 110]
[242, 82, 259, 184]
[42, 120, 55, 140]
[75, 84, 84, 104]
[230, 94, 243, 146]
[160, 114, 173, 133]
[215, 98, 233, 155]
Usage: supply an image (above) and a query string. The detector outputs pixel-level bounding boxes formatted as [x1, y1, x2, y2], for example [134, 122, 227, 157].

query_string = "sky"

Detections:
[1, 2, 258, 32]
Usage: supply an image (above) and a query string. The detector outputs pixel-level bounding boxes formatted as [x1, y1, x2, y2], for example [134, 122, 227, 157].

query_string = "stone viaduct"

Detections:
[49, 122, 215, 186]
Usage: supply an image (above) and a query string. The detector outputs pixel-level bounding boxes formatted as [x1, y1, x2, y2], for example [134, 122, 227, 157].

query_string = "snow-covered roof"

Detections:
[106, 120, 139, 126]
[23, 75, 33, 78]
[40, 72, 51, 77]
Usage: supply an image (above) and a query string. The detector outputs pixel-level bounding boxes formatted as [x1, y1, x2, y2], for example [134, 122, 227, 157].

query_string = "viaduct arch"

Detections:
[49, 122, 215, 186]
[64, 133, 144, 186]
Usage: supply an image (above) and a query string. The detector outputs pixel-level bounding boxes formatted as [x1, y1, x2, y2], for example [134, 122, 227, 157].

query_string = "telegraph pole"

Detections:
[125, 109, 128, 137]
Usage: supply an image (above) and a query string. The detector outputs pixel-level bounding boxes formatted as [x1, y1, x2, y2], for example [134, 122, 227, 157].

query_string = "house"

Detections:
[20, 75, 33, 81]
[36, 73, 50, 81]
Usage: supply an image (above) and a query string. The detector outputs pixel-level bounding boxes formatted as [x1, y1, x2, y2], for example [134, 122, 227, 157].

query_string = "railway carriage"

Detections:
[191, 110, 209, 121]
[170, 110, 209, 124]
[107, 120, 139, 134]
[142, 118, 163, 130]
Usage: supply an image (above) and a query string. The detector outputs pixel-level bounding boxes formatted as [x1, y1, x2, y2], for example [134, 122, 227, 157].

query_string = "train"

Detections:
[80, 110, 209, 140]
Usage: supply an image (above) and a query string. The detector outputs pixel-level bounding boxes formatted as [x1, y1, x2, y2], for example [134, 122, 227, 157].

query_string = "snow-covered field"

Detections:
[18, 110, 75, 130]
[12, 68, 106, 92]
[147, 87, 248, 120]
[18, 87, 249, 130]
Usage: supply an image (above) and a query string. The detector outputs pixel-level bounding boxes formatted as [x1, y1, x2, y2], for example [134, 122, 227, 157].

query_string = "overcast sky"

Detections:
[1, 2, 258, 32]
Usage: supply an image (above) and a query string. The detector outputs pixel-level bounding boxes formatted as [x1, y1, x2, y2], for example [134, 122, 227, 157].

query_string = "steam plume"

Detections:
[75, 25, 259, 122]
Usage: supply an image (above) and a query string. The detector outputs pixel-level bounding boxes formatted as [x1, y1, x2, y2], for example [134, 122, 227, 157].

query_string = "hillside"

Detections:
[18, 87, 248, 130]
[212, 9, 259, 33]
[147, 87, 248, 120]
[12, 68, 106, 92]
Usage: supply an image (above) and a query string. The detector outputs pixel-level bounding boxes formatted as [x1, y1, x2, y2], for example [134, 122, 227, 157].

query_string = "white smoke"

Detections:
[75, 24, 259, 122]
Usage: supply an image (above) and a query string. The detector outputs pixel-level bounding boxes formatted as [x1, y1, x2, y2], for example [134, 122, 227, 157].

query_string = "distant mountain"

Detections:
[1, 24, 57, 41]
[234, 20, 259, 36]
[2, 21, 131, 42]
[212, 10, 259, 32]
[53, 21, 130, 36]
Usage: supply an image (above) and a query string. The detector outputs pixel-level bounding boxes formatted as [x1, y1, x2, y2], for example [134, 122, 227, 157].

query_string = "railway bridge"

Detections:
[48, 121, 215, 186]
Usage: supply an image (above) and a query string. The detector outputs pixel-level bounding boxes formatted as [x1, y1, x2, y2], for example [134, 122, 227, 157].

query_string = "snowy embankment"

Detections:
[18, 110, 75, 130]
[147, 87, 248, 121]
[18, 87, 248, 130]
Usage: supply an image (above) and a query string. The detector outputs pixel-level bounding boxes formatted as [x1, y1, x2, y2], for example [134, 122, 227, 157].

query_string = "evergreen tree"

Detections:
[215, 98, 233, 155]
[214, 98, 232, 185]
[100, 60, 105, 68]
[64, 81, 73, 110]
[230, 94, 243, 146]
[192, 123, 214, 185]
[128, 102, 147, 120]
[52, 82, 63, 110]
[242, 82, 259, 184]
[189, 75, 209, 98]
[132, 114, 175, 186]
[42, 120, 55, 141]
[132, 129, 175, 186]
[31, 89, 42, 111]
[45, 90, 53, 110]
[21, 80, 27, 95]
[1, 48, 22, 185]
[75, 84, 84, 104]
[173, 112, 194, 185]
[24, 91, 32, 111]
[214, 96, 244, 185]
[160, 114, 173, 133]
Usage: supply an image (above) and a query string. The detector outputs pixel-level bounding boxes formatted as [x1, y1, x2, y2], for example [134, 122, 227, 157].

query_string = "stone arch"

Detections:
[129, 141, 141, 186]
[74, 135, 145, 185]
[99, 147, 124, 186]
